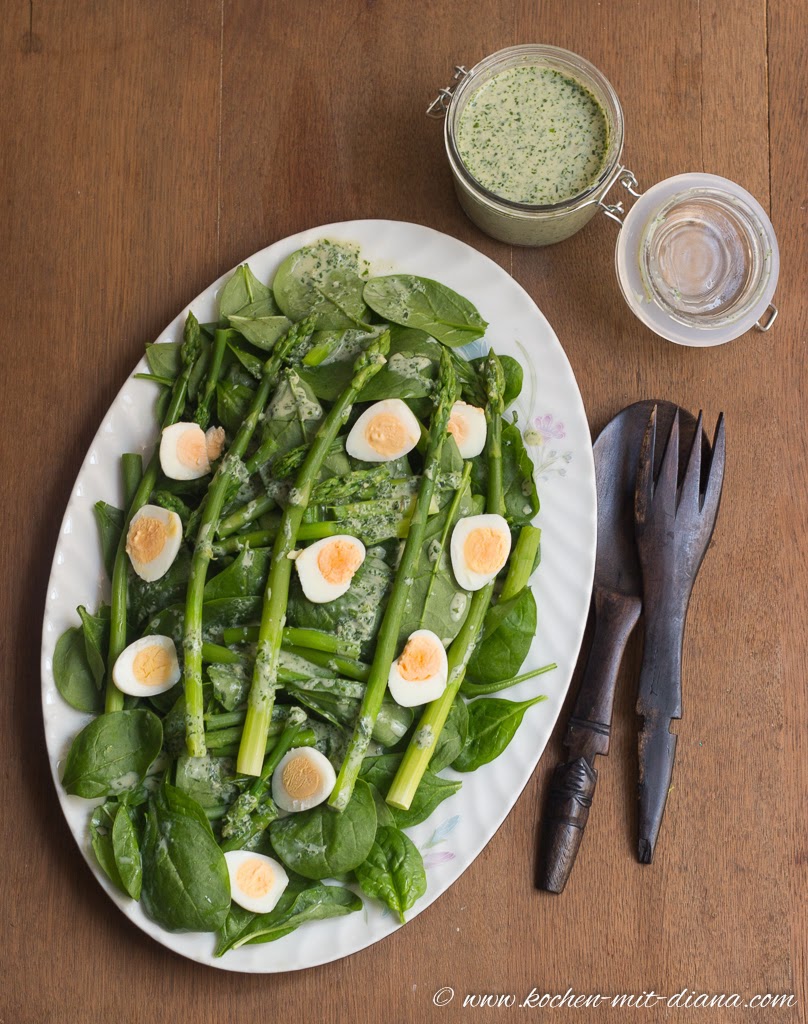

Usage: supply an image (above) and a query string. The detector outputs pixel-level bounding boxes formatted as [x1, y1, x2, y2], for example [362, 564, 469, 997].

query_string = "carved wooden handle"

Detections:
[536, 587, 641, 894]
[536, 757, 598, 893]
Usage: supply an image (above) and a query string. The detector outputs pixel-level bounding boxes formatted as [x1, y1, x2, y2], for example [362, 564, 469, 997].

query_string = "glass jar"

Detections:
[615, 173, 780, 346]
[429, 47, 779, 345]
[435, 45, 626, 246]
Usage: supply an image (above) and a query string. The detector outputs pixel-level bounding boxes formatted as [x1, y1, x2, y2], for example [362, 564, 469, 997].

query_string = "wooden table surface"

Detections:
[2, 1, 805, 1021]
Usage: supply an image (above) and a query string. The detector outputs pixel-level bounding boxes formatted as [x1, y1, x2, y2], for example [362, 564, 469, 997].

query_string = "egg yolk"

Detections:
[126, 516, 168, 565]
[397, 635, 443, 682]
[235, 858, 274, 899]
[177, 426, 209, 471]
[317, 539, 363, 585]
[464, 527, 508, 575]
[365, 412, 410, 457]
[282, 756, 321, 801]
[132, 644, 174, 686]
[447, 403, 477, 446]
[206, 425, 226, 461]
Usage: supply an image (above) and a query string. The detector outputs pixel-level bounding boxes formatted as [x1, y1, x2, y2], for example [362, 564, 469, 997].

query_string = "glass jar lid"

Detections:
[614, 173, 779, 346]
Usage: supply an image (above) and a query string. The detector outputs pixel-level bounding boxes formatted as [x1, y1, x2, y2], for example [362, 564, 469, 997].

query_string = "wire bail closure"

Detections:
[426, 66, 469, 118]
[595, 167, 643, 225]
[754, 303, 778, 332]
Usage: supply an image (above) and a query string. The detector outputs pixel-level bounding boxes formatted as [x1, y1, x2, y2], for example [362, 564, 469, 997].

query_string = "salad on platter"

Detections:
[53, 238, 553, 957]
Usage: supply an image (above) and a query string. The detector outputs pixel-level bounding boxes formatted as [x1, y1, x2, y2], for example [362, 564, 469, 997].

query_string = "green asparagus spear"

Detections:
[105, 312, 203, 713]
[236, 332, 390, 776]
[328, 348, 458, 811]
[194, 327, 231, 428]
[183, 318, 313, 756]
[221, 625, 360, 659]
[216, 438, 347, 537]
[386, 351, 505, 810]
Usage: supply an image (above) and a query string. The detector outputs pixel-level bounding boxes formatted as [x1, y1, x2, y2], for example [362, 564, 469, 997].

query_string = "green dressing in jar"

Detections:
[456, 66, 609, 205]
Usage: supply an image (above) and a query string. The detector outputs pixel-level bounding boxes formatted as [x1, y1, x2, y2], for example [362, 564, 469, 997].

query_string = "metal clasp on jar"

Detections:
[426, 66, 469, 118]
[754, 303, 778, 332]
[591, 167, 643, 224]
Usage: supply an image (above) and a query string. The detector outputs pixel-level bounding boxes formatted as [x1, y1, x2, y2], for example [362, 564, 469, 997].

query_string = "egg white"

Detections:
[447, 401, 487, 458]
[293, 535, 366, 604]
[224, 851, 289, 915]
[160, 422, 211, 480]
[112, 635, 181, 697]
[345, 399, 421, 463]
[450, 513, 512, 591]
[388, 629, 448, 707]
[126, 504, 183, 582]
[272, 747, 336, 812]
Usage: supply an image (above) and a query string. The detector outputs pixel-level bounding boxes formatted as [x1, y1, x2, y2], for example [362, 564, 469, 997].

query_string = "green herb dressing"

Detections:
[456, 65, 609, 205]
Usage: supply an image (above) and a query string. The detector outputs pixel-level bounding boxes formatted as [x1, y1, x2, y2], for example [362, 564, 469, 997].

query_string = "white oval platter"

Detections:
[41, 219, 596, 972]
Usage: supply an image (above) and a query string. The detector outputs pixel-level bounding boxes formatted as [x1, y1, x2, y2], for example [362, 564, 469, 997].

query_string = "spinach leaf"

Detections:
[141, 784, 230, 932]
[286, 553, 393, 661]
[366, 782, 396, 828]
[360, 327, 441, 402]
[452, 695, 546, 772]
[145, 341, 182, 380]
[76, 604, 109, 691]
[232, 296, 280, 320]
[62, 709, 163, 798]
[256, 370, 324, 480]
[299, 325, 440, 402]
[217, 380, 255, 435]
[363, 275, 487, 348]
[215, 876, 307, 954]
[303, 324, 385, 367]
[204, 546, 271, 602]
[466, 587, 537, 685]
[215, 879, 361, 955]
[207, 663, 249, 711]
[470, 354, 523, 408]
[90, 801, 126, 894]
[273, 240, 369, 329]
[53, 626, 103, 713]
[397, 456, 472, 647]
[229, 314, 291, 351]
[355, 825, 426, 923]
[471, 420, 539, 526]
[93, 501, 124, 581]
[128, 546, 191, 630]
[268, 779, 376, 880]
[227, 341, 264, 380]
[112, 804, 143, 900]
[501, 420, 540, 525]
[288, 684, 412, 748]
[174, 754, 239, 812]
[159, 778, 218, 829]
[429, 695, 469, 773]
[246, 885, 362, 945]
[219, 264, 273, 320]
[222, 353, 259, 391]
[227, 295, 292, 351]
[144, 596, 263, 645]
[360, 754, 461, 828]
[308, 719, 350, 768]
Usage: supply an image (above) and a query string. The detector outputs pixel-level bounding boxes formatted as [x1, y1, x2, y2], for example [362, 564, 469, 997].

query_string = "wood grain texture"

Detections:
[1, 0, 805, 1021]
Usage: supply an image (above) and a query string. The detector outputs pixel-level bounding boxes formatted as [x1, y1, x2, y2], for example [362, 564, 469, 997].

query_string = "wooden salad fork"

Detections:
[634, 406, 726, 864]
